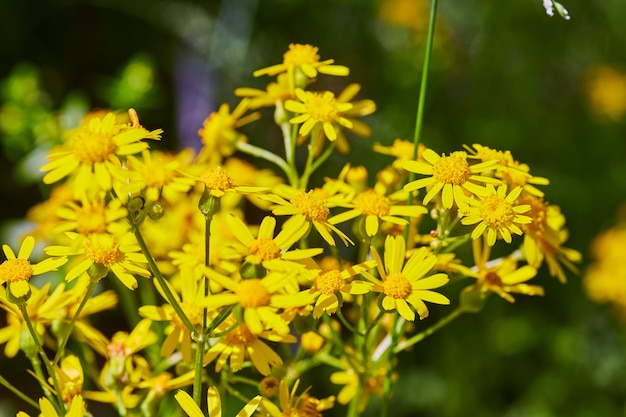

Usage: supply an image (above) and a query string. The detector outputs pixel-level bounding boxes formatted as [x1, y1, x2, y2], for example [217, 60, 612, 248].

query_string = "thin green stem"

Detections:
[380, 314, 402, 417]
[0, 373, 39, 409]
[300, 141, 336, 190]
[53, 280, 97, 365]
[394, 307, 464, 353]
[192, 333, 205, 406]
[133, 227, 196, 335]
[235, 141, 298, 186]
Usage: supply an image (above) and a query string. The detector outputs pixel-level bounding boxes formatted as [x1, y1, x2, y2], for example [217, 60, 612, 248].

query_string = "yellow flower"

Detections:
[192, 166, 267, 199]
[520, 194, 581, 283]
[253, 43, 349, 88]
[45, 232, 150, 290]
[53, 193, 128, 236]
[330, 355, 389, 410]
[0, 236, 67, 298]
[260, 379, 335, 417]
[226, 214, 322, 268]
[235, 73, 294, 110]
[204, 314, 296, 375]
[16, 395, 85, 417]
[461, 238, 543, 303]
[403, 148, 500, 210]
[285, 88, 354, 142]
[307, 260, 376, 318]
[460, 184, 532, 246]
[329, 187, 427, 237]
[175, 386, 262, 417]
[40, 109, 162, 196]
[357, 235, 450, 320]
[204, 268, 314, 335]
[585, 65, 626, 121]
[263, 185, 353, 246]
[222, 157, 285, 210]
[196, 99, 261, 165]
[332, 83, 376, 154]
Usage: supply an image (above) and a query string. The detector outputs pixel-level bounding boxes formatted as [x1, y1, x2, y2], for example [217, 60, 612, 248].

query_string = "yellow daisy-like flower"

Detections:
[196, 99, 261, 165]
[222, 157, 285, 210]
[235, 73, 294, 110]
[261, 379, 335, 417]
[175, 386, 262, 417]
[585, 65, 626, 121]
[285, 88, 354, 142]
[226, 214, 321, 268]
[54, 193, 128, 236]
[40, 109, 162, 196]
[357, 235, 450, 321]
[329, 187, 427, 237]
[193, 166, 267, 199]
[403, 148, 500, 210]
[461, 184, 532, 246]
[16, 395, 85, 417]
[263, 185, 353, 246]
[204, 268, 314, 335]
[45, 232, 150, 290]
[204, 314, 296, 376]
[253, 43, 349, 83]
[307, 260, 376, 318]
[332, 83, 376, 154]
[0, 236, 67, 298]
[461, 238, 543, 303]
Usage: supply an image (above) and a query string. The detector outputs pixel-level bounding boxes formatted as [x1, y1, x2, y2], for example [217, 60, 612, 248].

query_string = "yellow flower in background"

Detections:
[192, 166, 267, 199]
[222, 157, 285, 210]
[54, 193, 128, 236]
[0, 236, 67, 298]
[253, 43, 349, 86]
[285, 88, 354, 142]
[586, 65, 626, 121]
[403, 149, 500, 210]
[45, 232, 150, 290]
[260, 379, 335, 417]
[40, 109, 162, 196]
[196, 99, 261, 165]
[175, 386, 262, 417]
[235, 73, 294, 109]
[333, 83, 376, 154]
[461, 184, 532, 246]
[357, 235, 449, 320]
[204, 314, 296, 376]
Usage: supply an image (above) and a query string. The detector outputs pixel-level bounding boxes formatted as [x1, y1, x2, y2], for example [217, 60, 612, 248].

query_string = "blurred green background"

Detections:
[1, 0, 626, 416]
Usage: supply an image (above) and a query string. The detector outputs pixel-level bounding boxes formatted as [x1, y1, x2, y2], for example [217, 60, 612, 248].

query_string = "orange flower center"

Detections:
[478, 196, 514, 228]
[200, 167, 233, 191]
[283, 43, 320, 66]
[224, 323, 257, 344]
[314, 270, 344, 295]
[482, 270, 503, 287]
[382, 273, 412, 299]
[249, 238, 280, 261]
[353, 190, 391, 217]
[84, 234, 125, 266]
[76, 204, 108, 234]
[236, 279, 271, 308]
[0, 258, 33, 283]
[71, 131, 117, 163]
[302, 91, 340, 123]
[432, 152, 471, 185]
[292, 190, 329, 222]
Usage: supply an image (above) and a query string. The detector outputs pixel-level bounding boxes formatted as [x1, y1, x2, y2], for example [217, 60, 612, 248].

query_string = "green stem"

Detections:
[380, 314, 401, 417]
[235, 141, 298, 186]
[394, 307, 464, 353]
[0, 373, 39, 409]
[192, 333, 205, 406]
[300, 142, 336, 191]
[53, 280, 97, 365]
[133, 227, 196, 335]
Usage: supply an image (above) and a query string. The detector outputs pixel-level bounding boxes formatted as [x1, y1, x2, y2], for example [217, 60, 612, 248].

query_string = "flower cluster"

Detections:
[0, 43, 579, 417]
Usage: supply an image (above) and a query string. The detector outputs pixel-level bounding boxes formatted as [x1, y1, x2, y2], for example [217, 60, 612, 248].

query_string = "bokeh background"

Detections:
[1, 0, 626, 416]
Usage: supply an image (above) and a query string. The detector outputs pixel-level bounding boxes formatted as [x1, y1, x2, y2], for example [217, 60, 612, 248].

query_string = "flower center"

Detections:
[303, 92, 339, 122]
[170, 302, 204, 330]
[84, 234, 125, 266]
[236, 279, 271, 308]
[382, 273, 412, 299]
[283, 43, 320, 66]
[353, 190, 391, 217]
[292, 190, 329, 222]
[432, 152, 471, 185]
[0, 258, 34, 283]
[76, 204, 108, 234]
[224, 323, 257, 344]
[200, 167, 233, 191]
[249, 238, 280, 261]
[519, 195, 546, 232]
[478, 196, 515, 228]
[482, 270, 503, 287]
[141, 162, 173, 188]
[314, 270, 344, 295]
[71, 131, 117, 163]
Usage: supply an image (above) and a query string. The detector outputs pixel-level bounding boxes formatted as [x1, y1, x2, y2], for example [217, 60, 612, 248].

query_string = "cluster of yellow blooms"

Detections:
[0, 44, 580, 417]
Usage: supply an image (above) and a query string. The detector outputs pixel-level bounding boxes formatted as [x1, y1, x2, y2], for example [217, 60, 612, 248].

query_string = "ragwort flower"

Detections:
[0, 236, 66, 298]
[175, 386, 262, 417]
[357, 235, 450, 320]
